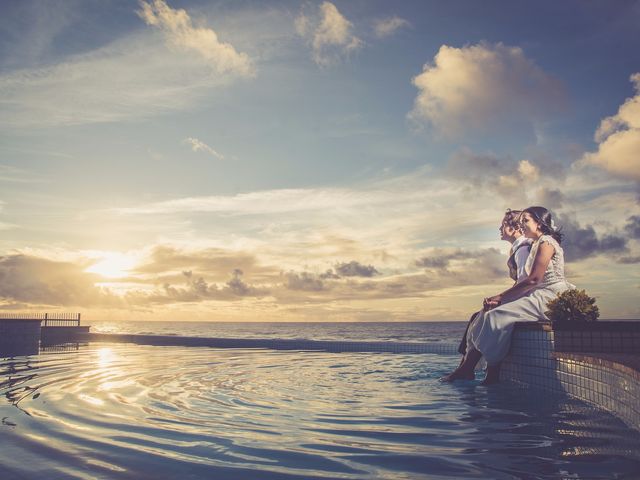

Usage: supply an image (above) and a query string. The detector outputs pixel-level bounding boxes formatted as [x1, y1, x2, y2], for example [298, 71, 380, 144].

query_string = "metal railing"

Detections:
[0, 313, 81, 327]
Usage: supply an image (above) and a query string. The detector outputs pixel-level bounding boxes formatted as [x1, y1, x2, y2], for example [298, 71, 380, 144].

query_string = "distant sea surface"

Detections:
[90, 321, 468, 343]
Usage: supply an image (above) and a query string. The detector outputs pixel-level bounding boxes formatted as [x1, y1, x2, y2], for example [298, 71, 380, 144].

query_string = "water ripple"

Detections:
[0, 344, 639, 479]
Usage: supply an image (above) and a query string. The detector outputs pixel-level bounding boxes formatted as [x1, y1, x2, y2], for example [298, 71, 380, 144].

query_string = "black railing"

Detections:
[0, 313, 81, 327]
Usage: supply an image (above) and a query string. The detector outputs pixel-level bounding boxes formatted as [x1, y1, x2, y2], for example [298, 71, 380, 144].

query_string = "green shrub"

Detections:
[545, 289, 600, 322]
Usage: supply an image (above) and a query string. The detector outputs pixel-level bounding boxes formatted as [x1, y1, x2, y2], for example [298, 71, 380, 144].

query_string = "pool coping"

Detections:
[81, 332, 460, 354]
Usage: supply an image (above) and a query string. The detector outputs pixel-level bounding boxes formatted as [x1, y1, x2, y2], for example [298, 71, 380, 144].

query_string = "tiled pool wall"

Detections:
[0, 319, 40, 356]
[502, 322, 640, 431]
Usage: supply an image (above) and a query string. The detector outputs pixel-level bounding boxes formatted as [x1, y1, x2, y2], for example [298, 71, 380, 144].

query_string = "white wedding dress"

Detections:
[466, 235, 574, 366]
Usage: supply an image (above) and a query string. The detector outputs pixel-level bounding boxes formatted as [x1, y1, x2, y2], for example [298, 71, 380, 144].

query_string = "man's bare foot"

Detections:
[439, 369, 476, 382]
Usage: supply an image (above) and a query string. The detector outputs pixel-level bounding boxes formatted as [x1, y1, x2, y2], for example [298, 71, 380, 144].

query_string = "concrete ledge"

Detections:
[0, 319, 41, 357]
[41, 326, 90, 345]
[553, 323, 640, 354]
[84, 333, 459, 354]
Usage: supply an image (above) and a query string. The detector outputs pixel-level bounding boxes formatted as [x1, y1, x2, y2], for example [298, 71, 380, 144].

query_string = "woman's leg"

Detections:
[440, 348, 483, 382]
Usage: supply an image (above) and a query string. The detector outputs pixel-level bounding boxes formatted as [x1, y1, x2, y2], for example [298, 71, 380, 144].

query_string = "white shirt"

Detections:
[511, 235, 533, 283]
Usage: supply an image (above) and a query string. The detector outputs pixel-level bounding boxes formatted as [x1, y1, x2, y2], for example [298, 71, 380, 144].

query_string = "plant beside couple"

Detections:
[441, 206, 574, 385]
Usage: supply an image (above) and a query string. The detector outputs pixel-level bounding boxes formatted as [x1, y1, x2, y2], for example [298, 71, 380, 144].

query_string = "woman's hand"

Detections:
[483, 294, 502, 311]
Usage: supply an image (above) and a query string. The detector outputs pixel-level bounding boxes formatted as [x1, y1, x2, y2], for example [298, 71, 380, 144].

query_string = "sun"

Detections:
[85, 252, 137, 279]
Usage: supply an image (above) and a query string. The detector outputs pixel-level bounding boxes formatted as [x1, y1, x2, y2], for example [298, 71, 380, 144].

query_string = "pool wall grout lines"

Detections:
[502, 322, 640, 432]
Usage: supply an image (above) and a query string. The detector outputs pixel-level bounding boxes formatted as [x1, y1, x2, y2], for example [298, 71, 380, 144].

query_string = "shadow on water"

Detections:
[0, 343, 81, 414]
[0, 343, 39, 358]
[448, 379, 640, 479]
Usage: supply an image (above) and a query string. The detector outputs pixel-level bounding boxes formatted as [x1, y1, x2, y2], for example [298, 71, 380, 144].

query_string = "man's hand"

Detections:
[483, 294, 502, 311]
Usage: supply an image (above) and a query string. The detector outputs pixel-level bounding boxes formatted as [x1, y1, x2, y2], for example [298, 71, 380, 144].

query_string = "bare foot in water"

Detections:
[439, 369, 476, 382]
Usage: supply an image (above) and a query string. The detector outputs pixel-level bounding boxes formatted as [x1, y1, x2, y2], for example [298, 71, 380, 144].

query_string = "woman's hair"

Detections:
[523, 206, 563, 244]
[503, 209, 523, 230]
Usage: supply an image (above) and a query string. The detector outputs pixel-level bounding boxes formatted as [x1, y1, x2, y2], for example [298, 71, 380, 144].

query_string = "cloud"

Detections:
[153, 268, 268, 304]
[133, 245, 274, 281]
[284, 271, 326, 291]
[0, 36, 233, 127]
[581, 73, 640, 181]
[334, 260, 379, 277]
[0, 164, 47, 184]
[184, 137, 224, 159]
[445, 148, 563, 200]
[624, 215, 640, 239]
[114, 186, 410, 216]
[373, 16, 410, 38]
[416, 247, 505, 278]
[536, 188, 566, 210]
[409, 42, 565, 138]
[618, 256, 640, 264]
[282, 262, 378, 292]
[137, 0, 253, 77]
[295, 2, 362, 66]
[0, 3, 253, 127]
[226, 268, 265, 296]
[0, 0, 83, 70]
[558, 214, 628, 262]
[0, 254, 122, 307]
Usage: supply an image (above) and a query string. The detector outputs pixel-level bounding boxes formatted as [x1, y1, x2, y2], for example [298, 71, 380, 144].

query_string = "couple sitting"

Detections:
[442, 206, 573, 385]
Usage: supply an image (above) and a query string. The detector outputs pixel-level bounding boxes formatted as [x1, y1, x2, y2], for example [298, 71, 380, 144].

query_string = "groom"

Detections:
[454, 209, 532, 364]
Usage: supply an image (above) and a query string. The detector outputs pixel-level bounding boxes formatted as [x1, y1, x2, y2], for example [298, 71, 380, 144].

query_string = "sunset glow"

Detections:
[85, 253, 138, 279]
[0, 1, 638, 321]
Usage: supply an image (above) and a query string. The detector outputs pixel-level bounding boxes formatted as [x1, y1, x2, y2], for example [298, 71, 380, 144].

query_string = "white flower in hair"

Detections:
[549, 217, 556, 231]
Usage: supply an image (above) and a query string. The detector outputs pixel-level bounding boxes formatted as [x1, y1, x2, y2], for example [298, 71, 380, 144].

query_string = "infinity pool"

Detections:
[1, 344, 639, 479]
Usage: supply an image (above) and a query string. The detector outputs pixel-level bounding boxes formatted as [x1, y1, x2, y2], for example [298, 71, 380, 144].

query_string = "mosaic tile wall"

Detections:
[501, 323, 640, 431]
[0, 319, 41, 357]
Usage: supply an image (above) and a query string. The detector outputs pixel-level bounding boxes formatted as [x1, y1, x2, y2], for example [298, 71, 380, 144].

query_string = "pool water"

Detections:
[1, 344, 639, 479]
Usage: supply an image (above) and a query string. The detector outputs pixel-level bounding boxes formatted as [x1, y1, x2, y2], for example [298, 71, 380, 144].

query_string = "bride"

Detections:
[442, 206, 574, 385]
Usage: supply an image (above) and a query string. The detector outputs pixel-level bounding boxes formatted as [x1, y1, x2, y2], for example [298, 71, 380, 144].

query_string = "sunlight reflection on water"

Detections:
[0, 344, 639, 479]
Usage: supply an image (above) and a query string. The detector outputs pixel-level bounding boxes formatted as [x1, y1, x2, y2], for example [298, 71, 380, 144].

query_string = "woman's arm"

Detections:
[484, 241, 555, 309]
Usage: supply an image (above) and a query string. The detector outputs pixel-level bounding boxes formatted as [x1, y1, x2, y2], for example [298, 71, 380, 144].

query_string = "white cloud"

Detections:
[295, 2, 362, 66]
[109, 170, 505, 274]
[496, 159, 541, 194]
[580, 73, 640, 181]
[137, 0, 253, 77]
[409, 42, 565, 138]
[114, 187, 402, 215]
[4, 158, 638, 318]
[0, 2, 254, 128]
[184, 137, 224, 160]
[373, 16, 410, 38]
[0, 222, 16, 231]
[517, 159, 540, 181]
[445, 148, 561, 202]
[0, 34, 242, 127]
[0, 164, 46, 183]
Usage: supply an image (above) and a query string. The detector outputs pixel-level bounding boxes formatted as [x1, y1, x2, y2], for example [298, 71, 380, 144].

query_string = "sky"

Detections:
[0, 0, 639, 322]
